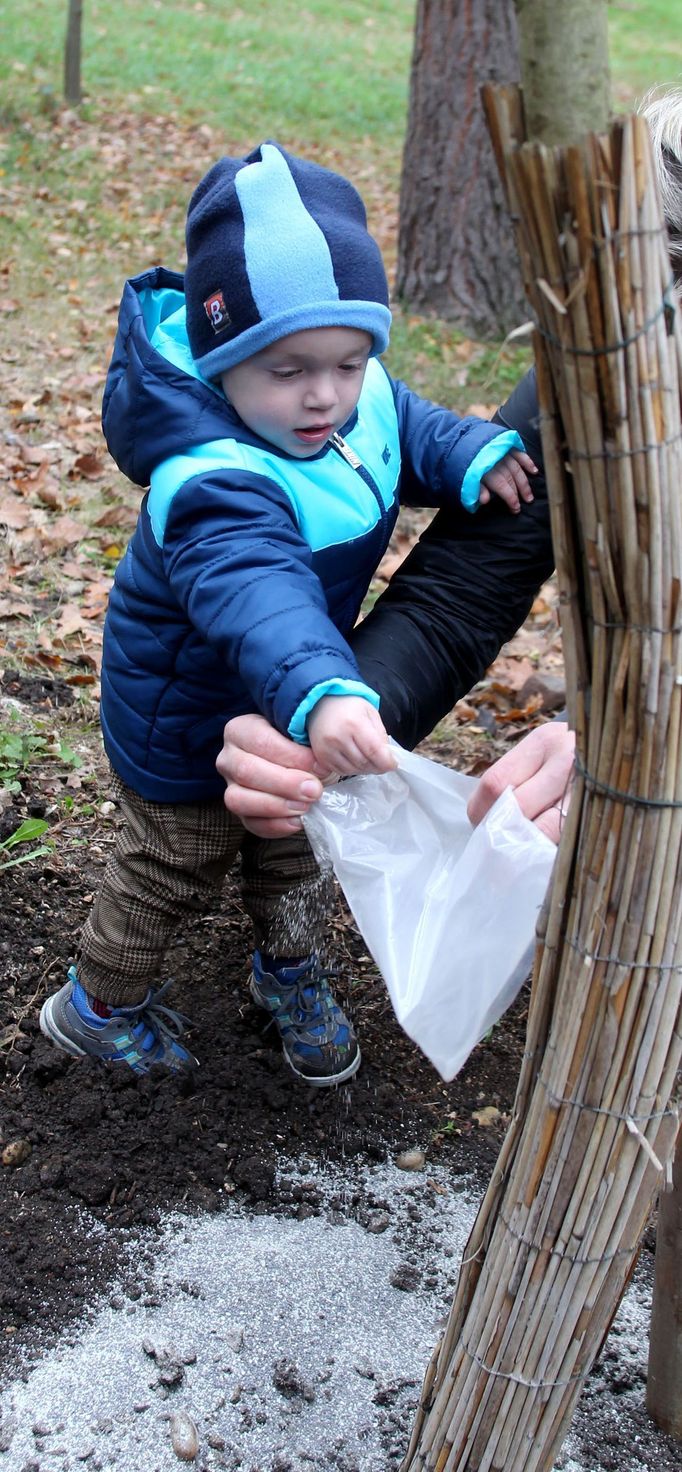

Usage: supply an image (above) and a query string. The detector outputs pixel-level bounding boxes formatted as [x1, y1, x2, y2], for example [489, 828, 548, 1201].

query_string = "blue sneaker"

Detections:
[39, 966, 197, 1075]
[250, 952, 360, 1087]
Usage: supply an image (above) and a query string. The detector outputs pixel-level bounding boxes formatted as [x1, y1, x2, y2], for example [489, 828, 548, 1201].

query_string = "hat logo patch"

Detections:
[204, 290, 231, 334]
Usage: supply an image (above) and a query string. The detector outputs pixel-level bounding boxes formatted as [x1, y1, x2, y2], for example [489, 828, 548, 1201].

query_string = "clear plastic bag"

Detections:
[303, 743, 556, 1081]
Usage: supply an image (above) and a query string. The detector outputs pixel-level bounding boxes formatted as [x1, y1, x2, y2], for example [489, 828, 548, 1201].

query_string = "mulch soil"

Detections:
[0, 672, 680, 1472]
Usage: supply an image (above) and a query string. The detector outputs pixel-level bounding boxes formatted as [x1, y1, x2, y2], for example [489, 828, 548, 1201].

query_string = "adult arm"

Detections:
[352, 366, 552, 747]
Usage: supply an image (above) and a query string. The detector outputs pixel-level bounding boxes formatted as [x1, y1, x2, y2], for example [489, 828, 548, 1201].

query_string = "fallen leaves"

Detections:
[0, 393, 131, 677]
[71, 450, 106, 480]
[40, 513, 87, 547]
[0, 494, 33, 529]
[51, 603, 92, 640]
[0, 597, 33, 619]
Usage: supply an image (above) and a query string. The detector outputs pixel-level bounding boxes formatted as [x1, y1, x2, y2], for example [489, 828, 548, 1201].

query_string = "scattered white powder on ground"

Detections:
[0, 1157, 658, 1472]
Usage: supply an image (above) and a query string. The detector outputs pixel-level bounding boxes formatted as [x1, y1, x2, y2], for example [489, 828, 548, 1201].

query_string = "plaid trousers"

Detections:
[78, 772, 331, 1006]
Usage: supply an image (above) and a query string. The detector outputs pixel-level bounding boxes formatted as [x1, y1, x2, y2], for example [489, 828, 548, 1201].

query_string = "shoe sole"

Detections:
[249, 976, 361, 1088]
[287, 1046, 362, 1088]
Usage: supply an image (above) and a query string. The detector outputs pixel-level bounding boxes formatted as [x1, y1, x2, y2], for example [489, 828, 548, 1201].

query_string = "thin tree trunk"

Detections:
[396, 0, 526, 340]
[515, 0, 610, 143]
[64, 0, 83, 106]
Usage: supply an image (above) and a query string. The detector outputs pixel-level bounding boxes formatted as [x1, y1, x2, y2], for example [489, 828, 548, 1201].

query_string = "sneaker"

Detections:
[250, 951, 360, 1087]
[39, 966, 197, 1075]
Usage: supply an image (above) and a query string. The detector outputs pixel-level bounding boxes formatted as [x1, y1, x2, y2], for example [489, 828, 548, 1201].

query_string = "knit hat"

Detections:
[184, 142, 392, 379]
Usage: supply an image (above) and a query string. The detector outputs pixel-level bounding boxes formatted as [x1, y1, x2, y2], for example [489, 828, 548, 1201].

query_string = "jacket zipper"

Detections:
[329, 431, 389, 542]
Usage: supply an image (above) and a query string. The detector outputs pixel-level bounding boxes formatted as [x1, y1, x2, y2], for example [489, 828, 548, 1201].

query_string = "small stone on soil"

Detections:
[1, 1139, 32, 1168]
[169, 1408, 200, 1461]
[394, 1149, 425, 1171]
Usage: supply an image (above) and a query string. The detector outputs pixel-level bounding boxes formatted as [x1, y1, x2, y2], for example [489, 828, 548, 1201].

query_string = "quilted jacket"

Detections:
[99, 266, 524, 801]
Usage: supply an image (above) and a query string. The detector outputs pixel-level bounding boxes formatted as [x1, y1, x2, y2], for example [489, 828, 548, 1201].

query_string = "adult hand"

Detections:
[217, 715, 328, 838]
[467, 721, 575, 844]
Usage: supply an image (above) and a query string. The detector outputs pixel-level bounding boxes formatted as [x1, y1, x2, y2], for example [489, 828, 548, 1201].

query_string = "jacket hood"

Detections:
[101, 266, 240, 487]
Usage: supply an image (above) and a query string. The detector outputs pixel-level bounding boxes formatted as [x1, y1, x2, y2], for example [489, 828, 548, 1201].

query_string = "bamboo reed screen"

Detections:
[402, 90, 682, 1472]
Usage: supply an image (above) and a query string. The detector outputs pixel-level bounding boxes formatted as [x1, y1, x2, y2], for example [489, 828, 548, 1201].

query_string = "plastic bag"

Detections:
[303, 743, 556, 1081]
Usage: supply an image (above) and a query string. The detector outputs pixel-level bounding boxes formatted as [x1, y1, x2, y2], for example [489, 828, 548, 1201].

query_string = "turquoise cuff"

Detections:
[288, 680, 381, 744]
[460, 429, 525, 513]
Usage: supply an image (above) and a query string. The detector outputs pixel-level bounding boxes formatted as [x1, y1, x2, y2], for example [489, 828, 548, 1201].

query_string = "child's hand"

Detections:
[307, 696, 396, 777]
[479, 448, 538, 514]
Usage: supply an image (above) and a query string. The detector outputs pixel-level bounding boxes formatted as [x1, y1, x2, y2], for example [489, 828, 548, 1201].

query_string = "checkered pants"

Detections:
[78, 773, 331, 1006]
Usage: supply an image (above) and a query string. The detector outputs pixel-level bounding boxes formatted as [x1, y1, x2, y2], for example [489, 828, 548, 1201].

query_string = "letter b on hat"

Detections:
[204, 290, 231, 334]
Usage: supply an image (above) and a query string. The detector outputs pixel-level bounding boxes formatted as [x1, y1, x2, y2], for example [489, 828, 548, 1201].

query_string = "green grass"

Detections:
[608, 0, 682, 101]
[1, 0, 678, 139]
[0, 0, 680, 413]
[0, 0, 414, 149]
[384, 314, 532, 412]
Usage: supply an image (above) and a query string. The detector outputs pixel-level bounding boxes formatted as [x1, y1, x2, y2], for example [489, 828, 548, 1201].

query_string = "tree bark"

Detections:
[396, 0, 526, 340]
[515, 0, 610, 143]
[64, 0, 83, 106]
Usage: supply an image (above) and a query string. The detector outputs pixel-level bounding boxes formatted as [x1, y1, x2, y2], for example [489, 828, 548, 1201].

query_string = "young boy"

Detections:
[40, 142, 536, 1087]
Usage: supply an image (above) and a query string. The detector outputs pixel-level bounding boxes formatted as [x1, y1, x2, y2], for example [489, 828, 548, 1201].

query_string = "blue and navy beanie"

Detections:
[184, 142, 392, 379]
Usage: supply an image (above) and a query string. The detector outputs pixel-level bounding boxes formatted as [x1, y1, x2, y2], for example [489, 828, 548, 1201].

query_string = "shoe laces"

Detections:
[121, 980, 192, 1058]
[285, 966, 342, 1034]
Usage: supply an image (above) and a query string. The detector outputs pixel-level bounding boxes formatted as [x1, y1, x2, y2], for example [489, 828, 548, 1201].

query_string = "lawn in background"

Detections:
[1, 1, 679, 141]
[1, 0, 680, 411]
[0, 0, 415, 153]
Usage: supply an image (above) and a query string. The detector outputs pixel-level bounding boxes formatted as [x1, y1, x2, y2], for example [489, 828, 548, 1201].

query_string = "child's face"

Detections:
[220, 326, 372, 458]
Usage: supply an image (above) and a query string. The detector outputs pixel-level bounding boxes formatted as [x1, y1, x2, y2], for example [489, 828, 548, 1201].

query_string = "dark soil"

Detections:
[0, 673, 679, 1471]
[0, 807, 515, 1347]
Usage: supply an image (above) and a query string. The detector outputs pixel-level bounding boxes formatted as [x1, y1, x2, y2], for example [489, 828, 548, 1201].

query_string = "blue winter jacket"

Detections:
[100, 266, 523, 802]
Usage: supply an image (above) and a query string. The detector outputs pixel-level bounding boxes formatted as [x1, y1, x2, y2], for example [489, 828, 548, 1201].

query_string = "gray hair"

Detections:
[638, 88, 682, 283]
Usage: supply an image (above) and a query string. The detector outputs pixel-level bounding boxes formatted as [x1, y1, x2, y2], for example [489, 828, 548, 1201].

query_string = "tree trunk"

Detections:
[64, 0, 83, 106]
[515, 0, 609, 143]
[396, 0, 526, 340]
[647, 1128, 682, 1437]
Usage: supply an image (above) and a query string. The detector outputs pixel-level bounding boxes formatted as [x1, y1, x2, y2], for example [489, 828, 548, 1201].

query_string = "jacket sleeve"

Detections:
[160, 470, 373, 736]
[349, 365, 554, 747]
[391, 374, 525, 510]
